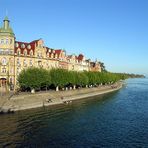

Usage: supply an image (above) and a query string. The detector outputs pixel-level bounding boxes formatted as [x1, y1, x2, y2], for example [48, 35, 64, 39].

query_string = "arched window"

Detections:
[27, 45, 31, 49]
[17, 49, 21, 55]
[21, 44, 25, 49]
[23, 59, 27, 67]
[30, 50, 33, 56]
[1, 57, 7, 65]
[17, 58, 20, 66]
[51, 53, 54, 58]
[15, 43, 19, 47]
[55, 54, 57, 59]
[24, 49, 27, 56]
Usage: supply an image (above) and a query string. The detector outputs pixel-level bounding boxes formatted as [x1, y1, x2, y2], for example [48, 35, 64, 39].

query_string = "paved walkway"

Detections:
[0, 82, 122, 112]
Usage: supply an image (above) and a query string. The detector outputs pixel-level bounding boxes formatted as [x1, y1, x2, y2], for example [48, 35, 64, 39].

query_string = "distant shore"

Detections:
[0, 82, 123, 113]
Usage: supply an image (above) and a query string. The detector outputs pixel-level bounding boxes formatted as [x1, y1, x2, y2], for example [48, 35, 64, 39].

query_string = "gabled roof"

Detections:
[15, 39, 40, 55]
[54, 49, 62, 54]
[78, 54, 84, 61]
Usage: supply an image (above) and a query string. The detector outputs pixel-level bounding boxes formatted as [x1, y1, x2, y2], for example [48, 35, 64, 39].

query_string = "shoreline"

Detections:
[0, 82, 123, 113]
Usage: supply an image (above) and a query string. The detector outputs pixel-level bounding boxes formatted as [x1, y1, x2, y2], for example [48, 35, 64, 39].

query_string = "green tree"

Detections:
[18, 67, 51, 92]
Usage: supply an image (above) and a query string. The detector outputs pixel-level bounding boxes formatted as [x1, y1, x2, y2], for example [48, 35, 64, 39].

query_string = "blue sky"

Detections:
[0, 0, 148, 75]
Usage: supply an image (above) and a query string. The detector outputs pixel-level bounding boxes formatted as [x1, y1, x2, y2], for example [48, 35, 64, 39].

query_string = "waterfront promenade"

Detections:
[0, 82, 123, 112]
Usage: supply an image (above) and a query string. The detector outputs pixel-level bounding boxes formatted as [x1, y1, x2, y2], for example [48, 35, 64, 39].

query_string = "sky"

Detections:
[0, 0, 148, 75]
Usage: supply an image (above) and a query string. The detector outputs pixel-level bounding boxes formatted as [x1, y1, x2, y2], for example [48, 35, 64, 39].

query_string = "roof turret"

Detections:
[0, 16, 15, 37]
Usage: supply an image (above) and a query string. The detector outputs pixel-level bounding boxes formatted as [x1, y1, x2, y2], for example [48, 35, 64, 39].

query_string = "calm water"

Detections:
[0, 78, 148, 148]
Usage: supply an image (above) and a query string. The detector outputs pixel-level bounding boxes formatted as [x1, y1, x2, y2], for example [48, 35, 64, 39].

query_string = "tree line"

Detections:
[17, 67, 144, 92]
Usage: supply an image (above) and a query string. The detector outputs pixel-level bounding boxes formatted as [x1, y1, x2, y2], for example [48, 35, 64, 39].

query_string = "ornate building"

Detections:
[0, 17, 101, 90]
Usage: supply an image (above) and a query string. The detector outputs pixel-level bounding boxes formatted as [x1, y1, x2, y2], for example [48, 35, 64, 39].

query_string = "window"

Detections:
[21, 44, 25, 49]
[17, 49, 21, 55]
[30, 60, 33, 66]
[51, 53, 54, 58]
[6, 39, 9, 44]
[10, 39, 13, 44]
[23, 59, 27, 67]
[2, 58, 7, 65]
[17, 58, 20, 66]
[9, 78, 13, 84]
[2, 68, 6, 73]
[15, 43, 19, 47]
[46, 53, 49, 58]
[38, 61, 42, 67]
[24, 49, 27, 56]
[30, 50, 33, 56]
[37, 52, 42, 58]
[27, 45, 31, 49]
[55, 54, 57, 59]
[10, 68, 13, 74]
[17, 67, 21, 75]
[1, 39, 4, 44]
[39, 44, 42, 48]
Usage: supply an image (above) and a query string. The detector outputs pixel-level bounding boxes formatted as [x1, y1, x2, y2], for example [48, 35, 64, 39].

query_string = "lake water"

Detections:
[0, 78, 148, 148]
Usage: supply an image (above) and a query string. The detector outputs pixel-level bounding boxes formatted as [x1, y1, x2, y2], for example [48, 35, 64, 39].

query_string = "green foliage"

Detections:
[18, 67, 144, 92]
[75, 72, 88, 86]
[68, 71, 77, 85]
[18, 67, 51, 90]
[50, 68, 69, 88]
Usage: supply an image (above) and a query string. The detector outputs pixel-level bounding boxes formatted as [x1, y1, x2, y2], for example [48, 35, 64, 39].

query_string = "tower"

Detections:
[0, 16, 15, 90]
[0, 16, 15, 50]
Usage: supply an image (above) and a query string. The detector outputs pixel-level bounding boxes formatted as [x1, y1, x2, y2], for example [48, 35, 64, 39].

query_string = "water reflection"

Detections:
[0, 78, 148, 147]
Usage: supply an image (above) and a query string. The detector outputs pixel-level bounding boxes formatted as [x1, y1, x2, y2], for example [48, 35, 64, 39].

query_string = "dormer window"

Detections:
[24, 49, 27, 56]
[55, 54, 57, 59]
[46, 53, 49, 58]
[51, 53, 54, 58]
[21, 44, 25, 49]
[27, 45, 31, 49]
[30, 50, 33, 56]
[17, 49, 21, 55]
[15, 43, 19, 47]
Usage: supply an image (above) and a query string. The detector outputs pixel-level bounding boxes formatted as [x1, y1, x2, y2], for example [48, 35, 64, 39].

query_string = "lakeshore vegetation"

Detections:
[17, 68, 144, 92]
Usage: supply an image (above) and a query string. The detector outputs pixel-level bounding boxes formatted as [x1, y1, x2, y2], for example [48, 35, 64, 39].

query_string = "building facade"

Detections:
[0, 17, 101, 90]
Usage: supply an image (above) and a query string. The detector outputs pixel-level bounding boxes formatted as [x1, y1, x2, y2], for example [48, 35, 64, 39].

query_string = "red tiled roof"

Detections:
[78, 54, 84, 61]
[54, 49, 62, 55]
[15, 39, 39, 55]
